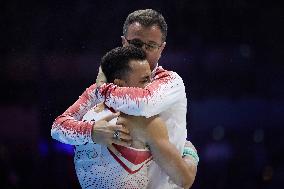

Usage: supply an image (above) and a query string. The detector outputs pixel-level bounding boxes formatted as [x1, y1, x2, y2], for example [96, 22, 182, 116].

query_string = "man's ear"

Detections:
[160, 42, 166, 53]
[121, 36, 127, 47]
[158, 42, 166, 59]
[114, 78, 127, 87]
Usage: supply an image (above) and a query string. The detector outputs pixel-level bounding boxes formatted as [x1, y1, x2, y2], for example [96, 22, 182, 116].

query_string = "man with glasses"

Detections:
[96, 9, 198, 188]
[125, 38, 163, 52]
[52, 46, 197, 189]
[51, 9, 198, 189]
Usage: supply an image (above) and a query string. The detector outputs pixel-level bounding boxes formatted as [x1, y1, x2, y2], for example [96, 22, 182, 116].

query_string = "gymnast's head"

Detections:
[101, 46, 151, 88]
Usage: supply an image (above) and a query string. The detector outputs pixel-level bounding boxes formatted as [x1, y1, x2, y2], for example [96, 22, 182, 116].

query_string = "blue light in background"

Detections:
[39, 139, 74, 156]
[54, 141, 74, 155]
[39, 139, 49, 156]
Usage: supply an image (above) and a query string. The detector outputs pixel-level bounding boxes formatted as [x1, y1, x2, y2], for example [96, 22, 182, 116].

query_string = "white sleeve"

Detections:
[97, 70, 185, 118]
[51, 84, 99, 145]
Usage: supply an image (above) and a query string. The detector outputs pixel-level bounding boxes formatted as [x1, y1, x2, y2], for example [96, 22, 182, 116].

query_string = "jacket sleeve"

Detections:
[51, 84, 100, 145]
[97, 69, 185, 118]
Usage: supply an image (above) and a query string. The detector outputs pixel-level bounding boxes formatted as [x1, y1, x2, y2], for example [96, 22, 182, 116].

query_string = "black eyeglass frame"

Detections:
[126, 38, 163, 51]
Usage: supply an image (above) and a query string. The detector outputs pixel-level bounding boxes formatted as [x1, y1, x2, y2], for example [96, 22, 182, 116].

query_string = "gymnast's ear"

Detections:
[114, 78, 127, 87]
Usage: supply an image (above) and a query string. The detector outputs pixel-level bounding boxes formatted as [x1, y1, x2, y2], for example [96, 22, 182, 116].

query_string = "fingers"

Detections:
[112, 139, 132, 147]
[101, 112, 120, 122]
[98, 66, 102, 72]
[116, 116, 127, 125]
[108, 125, 131, 141]
[117, 126, 130, 134]
[96, 66, 107, 86]
[108, 124, 129, 134]
[116, 132, 132, 142]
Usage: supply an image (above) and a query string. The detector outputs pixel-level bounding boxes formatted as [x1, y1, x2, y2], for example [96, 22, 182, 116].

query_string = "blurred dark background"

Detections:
[1, 0, 283, 188]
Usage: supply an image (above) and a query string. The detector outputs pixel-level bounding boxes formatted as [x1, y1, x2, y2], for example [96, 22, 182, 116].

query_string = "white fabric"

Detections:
[51, 66, 188, 188]
[74, 107, 151, 189]
[98, 67, 188, 188]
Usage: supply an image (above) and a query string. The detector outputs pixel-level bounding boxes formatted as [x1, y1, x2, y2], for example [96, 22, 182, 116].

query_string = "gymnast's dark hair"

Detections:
[123, 9, 167, 42]
[101, 46, 146, 83]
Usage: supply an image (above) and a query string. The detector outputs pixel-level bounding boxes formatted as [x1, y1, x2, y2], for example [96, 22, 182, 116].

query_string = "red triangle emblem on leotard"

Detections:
[108, 143, 153, 174]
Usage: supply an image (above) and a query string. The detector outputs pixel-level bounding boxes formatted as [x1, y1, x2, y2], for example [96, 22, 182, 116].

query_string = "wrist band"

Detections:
[183, 147, 199, 166]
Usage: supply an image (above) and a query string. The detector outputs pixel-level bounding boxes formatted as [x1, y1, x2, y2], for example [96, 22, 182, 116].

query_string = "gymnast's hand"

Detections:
[96, 66, 107, 87]
[91, 112, 132, 154]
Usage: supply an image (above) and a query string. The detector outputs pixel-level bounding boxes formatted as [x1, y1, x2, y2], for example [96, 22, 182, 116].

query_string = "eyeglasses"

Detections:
[126, 38, 162, 52]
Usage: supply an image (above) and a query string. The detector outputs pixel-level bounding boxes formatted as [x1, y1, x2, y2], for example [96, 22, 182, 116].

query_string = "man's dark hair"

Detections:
[123, 9, 167, 42]
[101, 46, 146, 82]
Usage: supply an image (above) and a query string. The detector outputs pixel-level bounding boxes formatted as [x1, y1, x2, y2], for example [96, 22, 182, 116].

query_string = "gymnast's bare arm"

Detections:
[117, 115, 196, 188]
